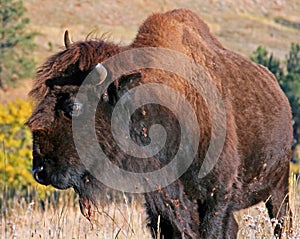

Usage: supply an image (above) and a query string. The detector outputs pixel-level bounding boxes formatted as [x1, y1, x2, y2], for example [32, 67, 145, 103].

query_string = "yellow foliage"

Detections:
[291, 161, 300, 174]
[291, 144, 300, 174]
[0, 99, 53, 196]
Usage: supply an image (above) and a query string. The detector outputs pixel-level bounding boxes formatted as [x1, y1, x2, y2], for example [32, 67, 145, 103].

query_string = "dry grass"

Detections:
[1, 176, 299, 239]
[1, 189, 151, 239]
[236, 174, 300, 239]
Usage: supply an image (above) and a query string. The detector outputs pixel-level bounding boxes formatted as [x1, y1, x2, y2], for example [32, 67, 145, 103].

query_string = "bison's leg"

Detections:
[146, 206, 177, 239]
[265, 161, 292, 238]
[198, 199, 239, 239]
[145, 181, 200, 239]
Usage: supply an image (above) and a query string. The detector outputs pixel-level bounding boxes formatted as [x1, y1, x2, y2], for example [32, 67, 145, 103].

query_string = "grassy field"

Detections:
[1, 175, 299, 239]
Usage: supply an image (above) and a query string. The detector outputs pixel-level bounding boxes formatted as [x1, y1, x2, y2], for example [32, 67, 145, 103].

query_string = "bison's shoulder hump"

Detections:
[132, 8, 223, 50]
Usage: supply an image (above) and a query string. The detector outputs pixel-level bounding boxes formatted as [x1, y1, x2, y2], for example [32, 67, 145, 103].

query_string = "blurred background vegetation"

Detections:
[251, 43, 300, 173]
[251, 44, 300, 147]
[0, 0, 299, 206]
[0, 0, 36, 89]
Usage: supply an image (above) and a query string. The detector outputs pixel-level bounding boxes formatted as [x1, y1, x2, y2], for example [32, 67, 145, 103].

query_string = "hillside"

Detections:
[24, 0, 300, 59]
[1, 0, 300, 101]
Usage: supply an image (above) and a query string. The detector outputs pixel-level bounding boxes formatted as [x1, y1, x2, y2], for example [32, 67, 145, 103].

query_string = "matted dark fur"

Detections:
[26, 9, 293, 239]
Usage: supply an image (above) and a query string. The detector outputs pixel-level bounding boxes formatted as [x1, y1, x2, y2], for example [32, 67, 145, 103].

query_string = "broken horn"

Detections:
[84, 63, 108, 86]
[64, 30, 72, 49]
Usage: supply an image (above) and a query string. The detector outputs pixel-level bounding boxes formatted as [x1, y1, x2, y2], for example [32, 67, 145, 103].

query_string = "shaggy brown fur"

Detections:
[26, 9, 293, 239]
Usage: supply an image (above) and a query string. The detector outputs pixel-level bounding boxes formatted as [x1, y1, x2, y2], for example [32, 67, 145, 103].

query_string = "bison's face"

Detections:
[27, 89, 86, 190]
[26, 64, 112, 217]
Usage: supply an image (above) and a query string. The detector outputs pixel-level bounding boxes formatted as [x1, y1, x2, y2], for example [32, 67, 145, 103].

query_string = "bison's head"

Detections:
[25, 33, 126, 218]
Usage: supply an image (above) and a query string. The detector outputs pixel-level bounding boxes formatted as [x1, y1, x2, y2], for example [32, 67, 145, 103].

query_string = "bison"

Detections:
[26, 9, 293, 239]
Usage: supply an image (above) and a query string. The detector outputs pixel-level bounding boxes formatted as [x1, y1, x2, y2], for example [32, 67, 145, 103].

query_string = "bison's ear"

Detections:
[98, 71, 142, 106]
[110, 71, 142, 103]
[118, 72, 142, 89]
[116, 71, 142, 96]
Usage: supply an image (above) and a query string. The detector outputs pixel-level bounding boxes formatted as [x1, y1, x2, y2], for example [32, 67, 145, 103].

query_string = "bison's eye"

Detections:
[62, 99, 84, 118]
[68, 102, 84, 117]
[101, 91, 109, 102]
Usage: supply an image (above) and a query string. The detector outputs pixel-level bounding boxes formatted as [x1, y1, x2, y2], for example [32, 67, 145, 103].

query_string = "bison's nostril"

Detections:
[32, 166, 43, 174]
[32, 166, 48, 185]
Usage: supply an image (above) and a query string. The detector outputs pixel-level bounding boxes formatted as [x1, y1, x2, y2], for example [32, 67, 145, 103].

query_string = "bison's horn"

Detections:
[95, 63, 107, 85]
[84, 63, 107, 86]
[64, 30, 72, 49]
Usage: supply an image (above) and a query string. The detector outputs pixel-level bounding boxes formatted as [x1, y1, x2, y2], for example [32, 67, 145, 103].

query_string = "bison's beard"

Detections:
[79, 196, 96, 219]
[72, 172, 107, 220]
